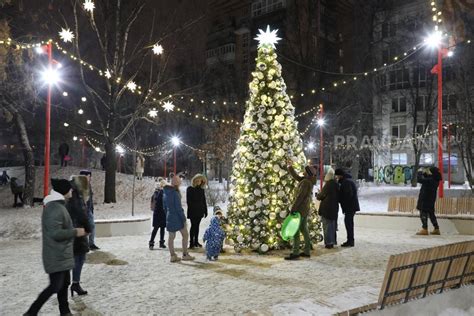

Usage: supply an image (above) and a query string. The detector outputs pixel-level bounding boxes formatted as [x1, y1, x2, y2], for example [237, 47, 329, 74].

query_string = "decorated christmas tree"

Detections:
[226, 26, 322, 253]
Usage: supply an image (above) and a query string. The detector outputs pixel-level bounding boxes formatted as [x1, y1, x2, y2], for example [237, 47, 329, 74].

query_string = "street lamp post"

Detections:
[317, 105, 325, 191]
[447, 124, 451, 188]
[428, 31, 449, 198]
[171, 136, 181, 175]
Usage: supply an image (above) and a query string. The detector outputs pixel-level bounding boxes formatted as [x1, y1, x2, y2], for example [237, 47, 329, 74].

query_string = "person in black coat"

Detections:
[317, 168, 339, 249]
[149, 179, 167, 249]
[335, 169, 360, 247]
[187, 174, 208, 248]
[416, 167, 442, 235]
[66, 175, 92, 297]
[58, 143, 69, 167]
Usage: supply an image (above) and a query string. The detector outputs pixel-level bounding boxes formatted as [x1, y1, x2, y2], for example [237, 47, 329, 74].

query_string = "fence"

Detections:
[387, 197, 474, 215]
[378, 240, 474, 309]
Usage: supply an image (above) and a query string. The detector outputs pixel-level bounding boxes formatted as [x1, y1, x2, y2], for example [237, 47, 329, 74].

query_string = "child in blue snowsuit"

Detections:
[203, 213, 225, 261]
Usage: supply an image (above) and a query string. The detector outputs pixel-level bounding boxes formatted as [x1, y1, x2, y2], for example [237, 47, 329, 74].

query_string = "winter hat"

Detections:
[324, 168, 335, 181]
[51, 178, 72, 195]
[80, 170, 92, 176]
[305, 165, 317, 177]
[171, 175, 181, 187]
[334, 168, 345, 176]
[191, 174, 207, 187]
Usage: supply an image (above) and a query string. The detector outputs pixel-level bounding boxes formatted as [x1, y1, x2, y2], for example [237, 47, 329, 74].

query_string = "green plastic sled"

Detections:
[280, 212, 301, 241]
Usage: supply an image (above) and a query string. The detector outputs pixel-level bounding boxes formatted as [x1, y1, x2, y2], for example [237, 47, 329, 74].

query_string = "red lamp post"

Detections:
[37, 42, 59, 197]
[317, 104, 325, 191]
[431, 52, 449, 197]
[171, 136, 181, 175]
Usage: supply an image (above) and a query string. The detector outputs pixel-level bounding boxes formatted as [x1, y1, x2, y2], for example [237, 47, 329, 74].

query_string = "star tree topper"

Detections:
[59, 28, 74, 43]
[254, 25, 281, 48]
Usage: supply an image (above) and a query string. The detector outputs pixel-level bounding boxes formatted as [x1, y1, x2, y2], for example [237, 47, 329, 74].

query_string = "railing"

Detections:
[387, 196, 474, 215]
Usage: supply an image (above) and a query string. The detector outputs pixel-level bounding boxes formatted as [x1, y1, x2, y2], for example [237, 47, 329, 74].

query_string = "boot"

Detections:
[170, 254, 181, 263]
[416, 228, 429, 235]
[182, 253, 195, 261]
[149, 242, 154, 250]
[431, 228, 441, 235]
[195, 241, 203, 248]
[70, 282, 88, 296]
[159, 241, 166, 248]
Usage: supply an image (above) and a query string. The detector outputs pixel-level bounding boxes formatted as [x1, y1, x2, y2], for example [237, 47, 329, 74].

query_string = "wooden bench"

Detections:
[335, 240, 474, 315]
[378, 240, 474, 308]
[387, 197, 474, 215]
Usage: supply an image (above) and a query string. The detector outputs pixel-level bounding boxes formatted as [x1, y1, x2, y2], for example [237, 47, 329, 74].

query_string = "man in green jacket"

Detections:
[25, 179, 86, 316]
[285, 162, 317, 260]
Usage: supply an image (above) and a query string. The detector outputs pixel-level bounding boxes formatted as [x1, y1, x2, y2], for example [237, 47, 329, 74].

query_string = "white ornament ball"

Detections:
[280, 210, 288, 218]
[260, 244, 269, 252]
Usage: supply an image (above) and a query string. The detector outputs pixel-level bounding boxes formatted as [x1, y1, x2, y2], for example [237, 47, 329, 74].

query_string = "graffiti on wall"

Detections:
[374, 165, 415, 184]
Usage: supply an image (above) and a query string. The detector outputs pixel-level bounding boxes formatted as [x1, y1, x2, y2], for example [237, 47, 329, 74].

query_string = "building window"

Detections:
[413, 66, 428, 87]
[416, 95, 428, 111]
[392, 153, 408, 165]
[443, 65, 456, 81]
[442, 94, 457, 110]
[391, 97, 406, 112]
[420, 153, 434, 165]
[251, 0, 286, 17]
[392, 124, 407, 138]
[389, 68, 409, 90]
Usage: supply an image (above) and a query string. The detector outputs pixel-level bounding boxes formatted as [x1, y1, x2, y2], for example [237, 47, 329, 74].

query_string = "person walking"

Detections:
[24, 179, 86, 316]
[334, 169, 360, 247]
[0, 170, 10, 185]
[136, 155, 145, 180]
[58, 143, 70, 167]
[317, 168, 339, 249]
[149, 178, 167, 250]
[66, 175, 92, 297]
[285, 161, 317, 260]
[416, 167, 442, 235]
[186, 174, 208, 248]
[163, 175, 195, 263]
[79, 170, 100, 250]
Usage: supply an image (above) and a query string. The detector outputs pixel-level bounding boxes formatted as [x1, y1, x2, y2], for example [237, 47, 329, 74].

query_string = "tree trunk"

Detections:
[218, 161, 223, 183]
[14, 110, 35, 206]
[104, 141, 117, 203]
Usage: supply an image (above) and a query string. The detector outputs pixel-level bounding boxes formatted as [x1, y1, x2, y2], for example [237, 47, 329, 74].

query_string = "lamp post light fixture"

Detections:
[171, 136, 181, 174]
[317, 105, 325, 190]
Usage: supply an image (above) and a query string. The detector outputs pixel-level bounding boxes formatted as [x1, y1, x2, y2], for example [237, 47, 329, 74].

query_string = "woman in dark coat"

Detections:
[416, 167, 442, 235]
[149, 178, 167, 249]
[317, 168, 339, 248]
[186, 174, 208, 248]
[66, 175, 92, 296]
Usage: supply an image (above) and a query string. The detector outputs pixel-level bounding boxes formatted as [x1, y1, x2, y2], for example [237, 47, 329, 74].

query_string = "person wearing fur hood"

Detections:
[186, 174, 208, 248]
[66, 175, 92, 297]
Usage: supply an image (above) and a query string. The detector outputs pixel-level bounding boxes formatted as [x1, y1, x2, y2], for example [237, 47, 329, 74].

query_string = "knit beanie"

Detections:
[324, 168, 335, 181]
[80, 170, 92, 176]
[51, 178, 72, 195]
[305, 165, 317, 177]
[334, 168, 345, 176]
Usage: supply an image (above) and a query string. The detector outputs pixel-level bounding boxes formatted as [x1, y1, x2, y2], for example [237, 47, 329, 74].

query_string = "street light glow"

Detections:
[307, 142, 315, 150]
[41, 67, 60, 85]
[317, 118, 325, 126]
[171, 136, 181, 147]
[447, 50, 454, 57]
[425, 31, 442, 48]
[116, 145, 125, 154]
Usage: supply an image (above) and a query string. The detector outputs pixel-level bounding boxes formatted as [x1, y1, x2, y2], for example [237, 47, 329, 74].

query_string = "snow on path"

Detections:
[1, 228, 472, 315]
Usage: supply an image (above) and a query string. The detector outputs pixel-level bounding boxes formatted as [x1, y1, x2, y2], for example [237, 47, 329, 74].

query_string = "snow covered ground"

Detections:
[1, 168, 473, 315]
[1, 227, 472, 315]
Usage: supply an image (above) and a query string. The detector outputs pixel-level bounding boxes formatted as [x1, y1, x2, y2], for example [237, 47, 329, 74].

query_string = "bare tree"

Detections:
[0, 20, 37, 206]
[62, 0, 205, 202]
